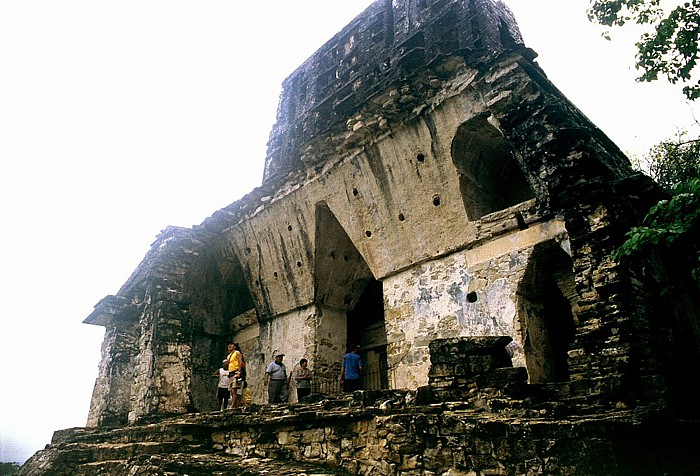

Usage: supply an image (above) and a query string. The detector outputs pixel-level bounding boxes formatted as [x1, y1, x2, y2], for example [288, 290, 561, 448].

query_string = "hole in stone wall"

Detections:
[365, 230, 372, 237]
[344, 255, 349, 261]
[297, 261, 302, 267]
[352, 188, 359, 196]
[255, 280, 260, 287]
[398, 213, 405, 221]
[245, 247, 251, 254]
[417, 153, 425, 162]
[466, 291, 477, 303]
[273, 272, 278, 278]
[433, 195, 441, 206]
[330, 251, 336, 259]
[288, 225, 293, 231]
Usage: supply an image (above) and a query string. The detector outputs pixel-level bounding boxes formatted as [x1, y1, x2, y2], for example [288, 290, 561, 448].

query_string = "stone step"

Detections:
[90, 441, 209, 461]
[70, 460, 130, 475]
[23, 412, 356, 476]
[18, 442, 209, 475]
[52, 421, 212, 446]
[76, 452, 351, 476]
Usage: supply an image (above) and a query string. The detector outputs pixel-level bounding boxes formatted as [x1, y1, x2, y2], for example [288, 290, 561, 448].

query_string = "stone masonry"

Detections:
[19, 0, 700, 474]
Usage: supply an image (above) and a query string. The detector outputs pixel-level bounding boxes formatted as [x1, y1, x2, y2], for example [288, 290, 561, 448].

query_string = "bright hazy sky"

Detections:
[1, 0, 697, 464]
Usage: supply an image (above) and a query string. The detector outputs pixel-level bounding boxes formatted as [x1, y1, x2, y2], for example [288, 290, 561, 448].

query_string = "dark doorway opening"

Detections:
[347, 278, 389, 390]
[517, 242, 576, 383]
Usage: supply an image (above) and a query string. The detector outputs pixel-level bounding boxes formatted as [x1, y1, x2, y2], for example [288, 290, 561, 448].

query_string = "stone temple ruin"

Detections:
[20, 0, 700, 474]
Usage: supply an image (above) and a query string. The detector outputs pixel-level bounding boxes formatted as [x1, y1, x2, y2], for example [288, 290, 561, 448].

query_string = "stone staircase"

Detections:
[19, 388, 700, 475]
[19, 335, 700, 475]
[19, 409, 354, 476]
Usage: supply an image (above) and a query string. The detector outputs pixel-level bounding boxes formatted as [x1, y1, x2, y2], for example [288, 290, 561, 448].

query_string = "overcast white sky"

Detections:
[1, 0, 697, 464]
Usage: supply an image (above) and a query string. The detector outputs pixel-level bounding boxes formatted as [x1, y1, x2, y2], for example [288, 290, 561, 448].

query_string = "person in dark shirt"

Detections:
[294, 358, 313, 402]
[339, 344, 363, 392]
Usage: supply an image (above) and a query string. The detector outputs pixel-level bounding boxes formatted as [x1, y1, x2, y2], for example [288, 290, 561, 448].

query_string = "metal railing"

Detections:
[312, 365, 390, 396]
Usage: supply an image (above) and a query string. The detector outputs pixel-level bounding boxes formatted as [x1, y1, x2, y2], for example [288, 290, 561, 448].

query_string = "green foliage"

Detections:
[641, 132, 700, 191]
[588, 0, 700, 99]
[0, 462, 20, 476]
[612, 178, 700, 282]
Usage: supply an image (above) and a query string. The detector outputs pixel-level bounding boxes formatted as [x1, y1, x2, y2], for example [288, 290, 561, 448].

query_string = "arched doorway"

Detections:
[517, 241, 576, 383]
[314, 203, 389, 392]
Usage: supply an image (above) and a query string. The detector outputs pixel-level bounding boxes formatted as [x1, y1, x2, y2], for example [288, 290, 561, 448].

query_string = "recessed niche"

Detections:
[273, 272, 278, 278]
[287, 225, 293, 231]
[398, 213, 405, 221]
[433, 195, 441, 206]
[466, 291, 477, 303]
[365, 230, 372, 237]
[255, 280, 260, 287]
[417, 153, 425, 162]
[352, 188, 359, 196]
[296, 261, 302, 267]
[451, 114, 535, 220]
[343, 255, 349, 261]
[330, 251, 336, 259]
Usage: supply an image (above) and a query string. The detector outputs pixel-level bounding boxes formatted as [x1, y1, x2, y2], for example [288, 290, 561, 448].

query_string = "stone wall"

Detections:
[80, 0, 700, 430]
[264, 0, 524, 183]
[24, 343, 700, 475]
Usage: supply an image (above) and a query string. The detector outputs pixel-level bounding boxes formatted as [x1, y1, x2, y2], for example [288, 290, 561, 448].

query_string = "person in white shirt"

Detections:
[212, 359, 231, 410]
[264, 353, 288, 403]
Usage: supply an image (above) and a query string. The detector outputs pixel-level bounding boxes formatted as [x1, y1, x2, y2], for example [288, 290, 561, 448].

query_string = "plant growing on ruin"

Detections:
[587, 0, 700, 99]
[613, 177, 700, 283]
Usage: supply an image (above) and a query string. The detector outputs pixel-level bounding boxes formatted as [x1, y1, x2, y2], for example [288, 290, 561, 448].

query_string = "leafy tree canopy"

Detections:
[636, 131, 700, 191]
[587, 0, 700, 99]
[0, 462, 20, 476]
[614, 133, 700, 283]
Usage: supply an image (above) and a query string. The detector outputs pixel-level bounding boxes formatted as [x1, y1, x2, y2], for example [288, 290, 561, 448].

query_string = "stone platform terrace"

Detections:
[20, 387, 700, 475]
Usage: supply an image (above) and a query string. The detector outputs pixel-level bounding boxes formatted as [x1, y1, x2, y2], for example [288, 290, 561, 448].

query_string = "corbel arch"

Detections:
[451, 113, 535, 220]
[516, 240, 576, 383]
[313, 202, 388, 391]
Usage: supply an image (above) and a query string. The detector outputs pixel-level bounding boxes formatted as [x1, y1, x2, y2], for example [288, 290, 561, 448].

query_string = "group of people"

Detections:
[263, 353, 313, 403]
[212, 342, 250, 410]
[213, 342, 365, 409]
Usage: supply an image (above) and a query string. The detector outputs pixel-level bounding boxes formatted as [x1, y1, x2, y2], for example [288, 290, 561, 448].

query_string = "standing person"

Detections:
[226, 342, 244, 408]
[339, 344, 363, 392]
[294, 358, 313, 402]
[264, 353, 288, 403]
[212, 360, 231, 411]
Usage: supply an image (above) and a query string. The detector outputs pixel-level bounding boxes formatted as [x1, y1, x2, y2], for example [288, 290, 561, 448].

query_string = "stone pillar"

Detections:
[86, 323, 137, 427]
[314, 305, 347, 394]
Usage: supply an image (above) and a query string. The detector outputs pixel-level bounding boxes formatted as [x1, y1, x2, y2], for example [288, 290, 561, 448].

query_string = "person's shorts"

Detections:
[217, 387, 231, 399]
[343, 378, 362, 392]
